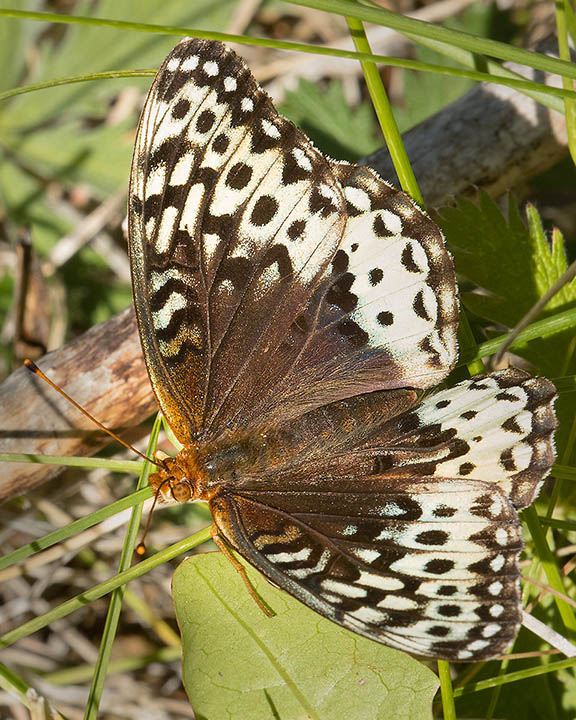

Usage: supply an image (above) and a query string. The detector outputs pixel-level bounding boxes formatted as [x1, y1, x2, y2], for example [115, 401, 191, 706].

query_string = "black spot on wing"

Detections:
[250, 195, 278, 226]
[369, 268, 383, 285]
[415, 530, 449, 546]
[377, 311, 394, 326]
[401, 243, 421, 273]
[413, 290, 431, 321]
[172, 98, 191, 119]
[336, 319, 369, 347]
[438, 604, 461, 617]
[428, 626, 451, 637]
[331, 249, 349, 274]
[196, 109, 216, 133]
[502, 417, 524, 433]
[326, 274, 357, 313]
[373, 214, 393, 238]
[287, 219, 306, 241]
[261, 244, 292, 279]
[461, 410, 477, 420]
[226, 162, 253, 190]
[425, 559, 454, 574]
[212, 133, 230, 154]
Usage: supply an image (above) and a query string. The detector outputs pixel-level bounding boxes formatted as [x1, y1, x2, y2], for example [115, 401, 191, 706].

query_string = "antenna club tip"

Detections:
[135, 543, 146, 556]
[24, 359, 39, 372]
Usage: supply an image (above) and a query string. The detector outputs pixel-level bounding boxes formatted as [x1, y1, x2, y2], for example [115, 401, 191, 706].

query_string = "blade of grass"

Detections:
[398, 28, 569, 112]
[290, 0, 576, 80]
[552, 376, 576, 393]
[294, 0, 576, 114]
[437, 660, 457, 720]
[485, 654, 510, 720]
[0, 526, 212, 649]
[453, 656, 576, 695]
[548, 464, 576, 481]
[0, 662, 28, 705]
[557, 0, 576, 165]
[0, 487, 152, 571]
[83, 416, 161, 720]
[458, 307, 576, 365]
[0, 70, 154, 101]
[0, 10, 574, 111]
[458, 311, 487, 377]
[1, 62, 573, 107]
[0, 454, 142, 471]
[537, 516, 576, 532]
[345, 16, 421, 202]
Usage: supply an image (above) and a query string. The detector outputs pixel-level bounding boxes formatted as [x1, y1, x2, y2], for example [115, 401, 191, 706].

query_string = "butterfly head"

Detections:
[149, 447, 209, 504]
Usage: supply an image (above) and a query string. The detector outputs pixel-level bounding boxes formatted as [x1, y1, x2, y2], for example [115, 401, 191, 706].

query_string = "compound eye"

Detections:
[171, 481, 191, 503]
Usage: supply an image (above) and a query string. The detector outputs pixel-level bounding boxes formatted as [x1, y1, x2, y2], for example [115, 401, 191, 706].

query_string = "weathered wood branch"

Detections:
[362, 39, 571, 204]
[0, 308, 155, 502]
[0, 39, 570, 502]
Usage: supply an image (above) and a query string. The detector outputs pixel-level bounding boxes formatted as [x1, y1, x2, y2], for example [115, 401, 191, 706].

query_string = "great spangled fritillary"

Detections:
[127, 37, 557, 661]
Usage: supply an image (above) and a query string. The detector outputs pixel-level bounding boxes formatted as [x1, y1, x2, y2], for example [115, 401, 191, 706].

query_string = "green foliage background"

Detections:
[1, 1, 575, 720]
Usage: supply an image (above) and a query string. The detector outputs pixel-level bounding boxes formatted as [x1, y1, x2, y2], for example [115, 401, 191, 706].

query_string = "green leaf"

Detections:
[440, 195, 576, 462]
[439, 195, 576, 373]
[279, 79, 380, 161]
[174, 553, 438, 720]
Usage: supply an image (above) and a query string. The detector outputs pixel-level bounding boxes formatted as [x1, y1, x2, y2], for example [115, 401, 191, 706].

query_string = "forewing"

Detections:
[129, 38, 459, 441]
[230, 164, 459, 429]
[368, 369, 557, 508]
[279, 165, 458, 393]
[129, 38, 345, 442]
[212, 478, 523, 661]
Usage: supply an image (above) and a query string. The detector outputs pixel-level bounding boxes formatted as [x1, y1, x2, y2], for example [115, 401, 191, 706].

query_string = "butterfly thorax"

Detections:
[149, 430, 290, 504]
[150, 390, 425, 504]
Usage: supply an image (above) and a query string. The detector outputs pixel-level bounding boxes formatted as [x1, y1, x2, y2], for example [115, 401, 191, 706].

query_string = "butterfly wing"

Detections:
[212, 479, 523, 661]
[287, 162, 459, 392]
[210, 162, 459, 432]
[368, 369, 558, 509]
[129, 38, 458, 443]
[209, 370, 556, 661]
[129, 38, 345, 443]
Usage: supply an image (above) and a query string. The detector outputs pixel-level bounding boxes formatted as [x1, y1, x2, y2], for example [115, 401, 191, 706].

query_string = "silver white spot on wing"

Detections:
[322, 579, 367, 599]
[181, 55, 200, 72]
[223, 76, 237, 92]
[203, 60, 219, 76]
[267, 547, 312, 564]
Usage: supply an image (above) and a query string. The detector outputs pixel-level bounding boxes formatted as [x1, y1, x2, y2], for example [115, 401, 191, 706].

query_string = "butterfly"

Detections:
[127, 37, 557, 661]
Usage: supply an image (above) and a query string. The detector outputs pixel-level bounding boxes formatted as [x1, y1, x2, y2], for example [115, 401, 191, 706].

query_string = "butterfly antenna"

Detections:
[24, 359, 159, 467]
[135, 478, 171, 556]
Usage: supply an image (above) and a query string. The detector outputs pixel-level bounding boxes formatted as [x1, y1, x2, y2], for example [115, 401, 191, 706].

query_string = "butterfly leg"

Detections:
[210, 525, 276, 618]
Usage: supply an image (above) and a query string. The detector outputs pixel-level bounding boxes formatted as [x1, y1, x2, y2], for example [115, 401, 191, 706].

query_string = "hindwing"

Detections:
[207, 370, 556, 661]
[212, 479, 523, 661]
